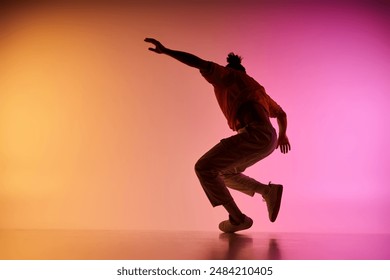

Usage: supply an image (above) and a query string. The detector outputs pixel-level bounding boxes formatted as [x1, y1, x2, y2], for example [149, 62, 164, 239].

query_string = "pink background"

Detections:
[1, 0, 389, 234]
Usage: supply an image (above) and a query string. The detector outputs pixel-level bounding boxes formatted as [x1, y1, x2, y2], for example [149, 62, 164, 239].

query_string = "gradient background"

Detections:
[1, 0, 389, 234]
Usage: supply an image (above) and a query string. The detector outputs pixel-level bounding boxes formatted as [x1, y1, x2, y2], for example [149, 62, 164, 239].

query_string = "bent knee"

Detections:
[194, 158, 217, 175]
[194, 158, 206, 174]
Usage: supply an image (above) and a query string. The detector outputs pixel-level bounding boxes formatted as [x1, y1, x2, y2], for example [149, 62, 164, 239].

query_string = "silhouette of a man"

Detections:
[145, 38, 291, 233]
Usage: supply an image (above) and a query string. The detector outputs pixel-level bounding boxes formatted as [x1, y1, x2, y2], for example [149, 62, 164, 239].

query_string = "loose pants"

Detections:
[195, 122, 277, 207]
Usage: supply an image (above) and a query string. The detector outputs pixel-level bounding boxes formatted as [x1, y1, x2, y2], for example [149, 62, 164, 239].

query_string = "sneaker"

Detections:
[263, 183, 283, 222]
[219, 215, 253, 233]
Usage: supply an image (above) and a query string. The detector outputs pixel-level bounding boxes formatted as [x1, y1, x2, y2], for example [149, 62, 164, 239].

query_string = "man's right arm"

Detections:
[145, 38, 210, 71]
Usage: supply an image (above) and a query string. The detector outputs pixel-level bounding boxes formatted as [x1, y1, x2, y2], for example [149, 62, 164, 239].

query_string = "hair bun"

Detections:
[226, 52, 243, 65]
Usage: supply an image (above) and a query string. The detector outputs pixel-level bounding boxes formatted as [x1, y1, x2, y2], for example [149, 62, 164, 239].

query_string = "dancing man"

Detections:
[145, 38, 291, 233]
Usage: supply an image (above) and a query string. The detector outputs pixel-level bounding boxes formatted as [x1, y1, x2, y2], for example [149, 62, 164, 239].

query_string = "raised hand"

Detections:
[144, 38, 166, 54]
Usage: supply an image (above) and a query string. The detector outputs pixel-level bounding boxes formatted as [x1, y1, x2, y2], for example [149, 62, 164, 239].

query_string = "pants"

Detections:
[195, 122, 277, 207]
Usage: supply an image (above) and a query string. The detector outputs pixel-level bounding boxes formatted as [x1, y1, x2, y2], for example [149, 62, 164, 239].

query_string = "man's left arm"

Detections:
[275, 110, 291, 154]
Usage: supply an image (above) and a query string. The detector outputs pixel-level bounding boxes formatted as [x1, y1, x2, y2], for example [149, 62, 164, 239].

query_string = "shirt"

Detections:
[200, 61, 283, 131]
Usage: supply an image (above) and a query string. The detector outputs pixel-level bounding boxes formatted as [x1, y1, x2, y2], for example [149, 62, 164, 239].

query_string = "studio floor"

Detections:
[0, 230, 389, 260]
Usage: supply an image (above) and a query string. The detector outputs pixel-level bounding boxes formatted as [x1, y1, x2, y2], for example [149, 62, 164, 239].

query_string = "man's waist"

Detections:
[235, 101, 270, 130]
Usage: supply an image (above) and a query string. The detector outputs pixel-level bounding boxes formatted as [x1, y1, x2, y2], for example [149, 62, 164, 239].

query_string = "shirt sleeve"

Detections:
[200, 62, 233, 86]
[266, 94, 284, 118]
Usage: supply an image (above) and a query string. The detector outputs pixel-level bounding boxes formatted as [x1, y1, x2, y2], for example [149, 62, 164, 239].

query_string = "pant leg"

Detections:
[195, 123, 277, 207]
[221, 123, 278, 196]
[222, 173, 264, 196]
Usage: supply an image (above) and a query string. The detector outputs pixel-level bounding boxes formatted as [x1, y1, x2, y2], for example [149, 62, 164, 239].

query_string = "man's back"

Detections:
[201, 61, 283, 131]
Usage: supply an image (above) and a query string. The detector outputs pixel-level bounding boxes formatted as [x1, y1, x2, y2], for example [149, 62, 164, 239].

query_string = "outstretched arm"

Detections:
[144, 38, 209, 70]
[276, 111, 291, 154]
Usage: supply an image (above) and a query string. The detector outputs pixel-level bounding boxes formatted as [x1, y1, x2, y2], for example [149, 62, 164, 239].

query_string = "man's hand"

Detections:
[144, 38, 166, 54]
[144, 37, 208, 70]
[276, 135, 291, 154]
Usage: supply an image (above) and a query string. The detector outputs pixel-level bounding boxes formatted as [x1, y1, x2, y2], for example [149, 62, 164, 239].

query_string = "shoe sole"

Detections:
[219, 217, 253, 233]
[270, 185, 283, 222]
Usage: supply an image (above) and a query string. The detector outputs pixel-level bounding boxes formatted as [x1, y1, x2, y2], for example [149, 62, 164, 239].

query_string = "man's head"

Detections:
[226, 52, 246, 72]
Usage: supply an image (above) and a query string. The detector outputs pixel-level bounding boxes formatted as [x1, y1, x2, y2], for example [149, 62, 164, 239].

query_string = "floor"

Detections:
[0, 230, 389, 260]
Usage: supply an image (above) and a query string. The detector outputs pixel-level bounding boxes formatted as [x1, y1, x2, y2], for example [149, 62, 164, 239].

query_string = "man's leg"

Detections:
[220, 123, 277, 197]
[211, 123, 283, 223]
[222, 171, 284, 223]
[222, 172, 270, 197]
[194, 136, 246, 224]
[195, 143, 253, 232]
[194, 125, 273, 222]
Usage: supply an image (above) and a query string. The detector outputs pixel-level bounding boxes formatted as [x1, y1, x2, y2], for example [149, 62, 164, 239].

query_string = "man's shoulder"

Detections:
[200, 61, 229, 76]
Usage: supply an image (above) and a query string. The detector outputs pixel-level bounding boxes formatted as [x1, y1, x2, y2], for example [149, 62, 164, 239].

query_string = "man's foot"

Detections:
[219, 215, 253, 233]
[263, 183, 283, 222]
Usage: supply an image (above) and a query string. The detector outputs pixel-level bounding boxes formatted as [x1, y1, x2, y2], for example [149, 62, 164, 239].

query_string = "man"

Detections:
[145, 38, 291, 233]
